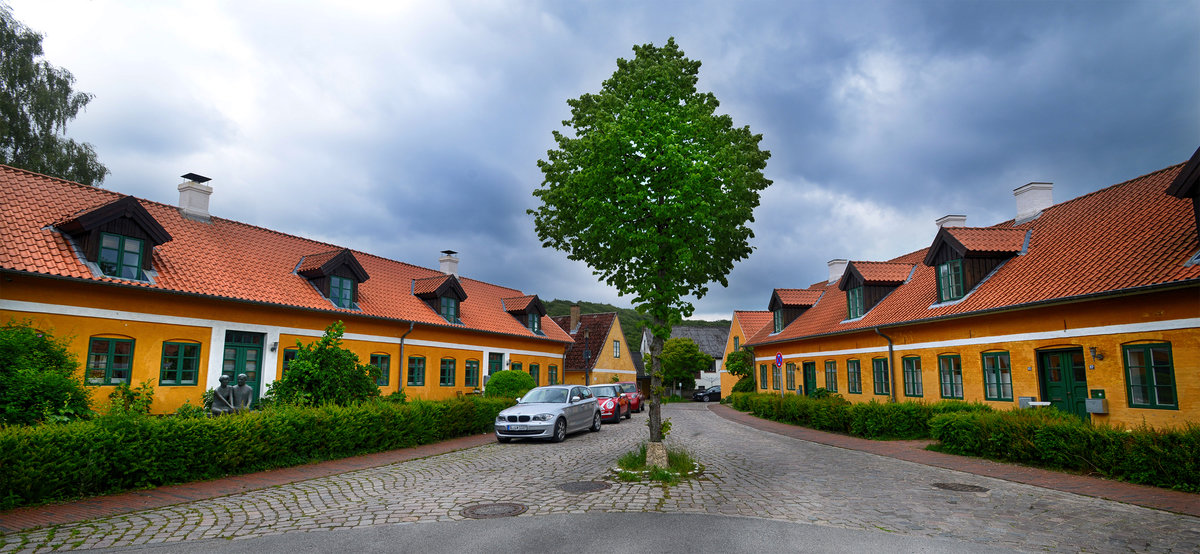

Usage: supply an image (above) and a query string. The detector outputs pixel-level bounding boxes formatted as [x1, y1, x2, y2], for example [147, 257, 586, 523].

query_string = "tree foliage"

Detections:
[723, 346, 755, 380]
[0, 319, 91, 425]
[530, 38, 770, 441]
[659, 337, 712, 391]
[265, 321, 380, 406]
[0, 5, 108, 185]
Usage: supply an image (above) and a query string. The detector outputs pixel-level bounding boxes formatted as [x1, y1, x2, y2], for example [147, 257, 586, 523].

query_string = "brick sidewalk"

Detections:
[708, 403, 1199, 517]
[0, 433, 495, 534]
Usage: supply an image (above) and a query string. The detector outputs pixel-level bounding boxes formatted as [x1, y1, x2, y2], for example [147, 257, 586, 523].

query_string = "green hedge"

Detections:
[930, 409, 1200, 492]
[0, 396, 512, 510]
[727, 392, 991, 439]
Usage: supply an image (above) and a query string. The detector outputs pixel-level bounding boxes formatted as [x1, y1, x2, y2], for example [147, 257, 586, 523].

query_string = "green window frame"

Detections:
[759, 364, 768, 390]
[902, 356, 923, 397]
[528, 313, 542, 334]
[785, 362, 796, 390]
[440, 358, 456, 386]
[98, 232, 145, 280]
[86, 337, 134, 385]
[981, 352, 1013, 401]
[824, 361, 838, 392]
[613, 340, 620, 358]
[488, 354, 503, 375]
[329, 275, 354, 308]
[847, 286, 865, 319]
[733, 336, 739, 351]
[548, 364, 558, 385]
[938, 354, 963, 399]
[1123, 343, 1177, 409]
[407, 356, 425, 386]
[160, 341, 200, 386]
[281, 347, 298, 375]
[872, 358, 890, 395]
[937, 259, 965, 302]
[529, 363, 539, 384]
[773, 310, 783, 333]
[772, 364, 781, 390]
[465, 359, 479, 388]
[847, 359, 862, 394]
[440, 297, 461, 324]
[371, 353, 390, 386]
[511, 361, 522, 373]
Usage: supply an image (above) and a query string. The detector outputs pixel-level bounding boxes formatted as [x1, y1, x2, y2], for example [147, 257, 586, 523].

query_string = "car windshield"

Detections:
[620, 384, 635, 393]
[590, 385, 620, 398]
[522, 388, 568, 404]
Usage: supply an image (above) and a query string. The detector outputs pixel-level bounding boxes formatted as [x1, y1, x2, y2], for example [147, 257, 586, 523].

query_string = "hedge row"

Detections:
[930, 409, 1200, 492]
[0, 396, 512, 510]
[727, 392, 992, 439]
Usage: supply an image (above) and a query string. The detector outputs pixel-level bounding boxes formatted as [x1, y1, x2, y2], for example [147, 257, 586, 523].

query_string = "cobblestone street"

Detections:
[1, 403, 1197, 552]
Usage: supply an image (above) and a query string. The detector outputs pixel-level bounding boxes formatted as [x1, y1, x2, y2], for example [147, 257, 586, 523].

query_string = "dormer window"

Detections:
[768, 288, 823, 333]
[503, 294, 547, 335]
[297, 249, 370, 310]
[99, 232, 144, 280]
[773, 310, 783, 333]
[936, 259, 965, 302]
[57, 195, 172, 282]
[441, 296, 461, 324]
[846, 286, 865, 319]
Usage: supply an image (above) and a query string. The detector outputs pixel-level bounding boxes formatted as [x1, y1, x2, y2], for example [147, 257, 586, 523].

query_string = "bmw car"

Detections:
[495, 385, 601, 443]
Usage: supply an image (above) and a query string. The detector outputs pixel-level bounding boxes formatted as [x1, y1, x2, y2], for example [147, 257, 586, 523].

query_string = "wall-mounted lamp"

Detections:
[1089, 347, 1104, 361]
[270, 341, 278, 352]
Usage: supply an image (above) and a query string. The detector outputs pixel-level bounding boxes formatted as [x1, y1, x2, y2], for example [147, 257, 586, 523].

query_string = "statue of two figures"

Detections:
[211, 373, 254, 416]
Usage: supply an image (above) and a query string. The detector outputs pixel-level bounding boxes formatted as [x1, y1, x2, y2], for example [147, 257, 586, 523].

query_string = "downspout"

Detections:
[875, 327, 898, 403]
[398, 321, 414, 391]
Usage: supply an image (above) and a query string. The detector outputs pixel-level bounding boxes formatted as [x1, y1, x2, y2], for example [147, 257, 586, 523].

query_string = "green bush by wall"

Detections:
[930, 409, 1200, 492]
[727, 392, 991, 439]
[0, 395, 513, 510]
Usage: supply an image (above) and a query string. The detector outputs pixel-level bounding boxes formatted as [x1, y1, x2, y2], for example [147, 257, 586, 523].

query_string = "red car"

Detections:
[617, 381, 644, 413]
[589, 384, 631, 422]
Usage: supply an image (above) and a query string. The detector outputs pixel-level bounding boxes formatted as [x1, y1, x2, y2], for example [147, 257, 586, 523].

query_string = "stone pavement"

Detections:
[1, 403, 1198, 552]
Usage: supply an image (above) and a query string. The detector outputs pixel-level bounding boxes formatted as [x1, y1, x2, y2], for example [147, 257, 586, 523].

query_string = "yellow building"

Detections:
[745, 155, 1200, 429]
[550, 307, 638, 385]
[0, 167, 572, 413]
[719, 310, 772, 393]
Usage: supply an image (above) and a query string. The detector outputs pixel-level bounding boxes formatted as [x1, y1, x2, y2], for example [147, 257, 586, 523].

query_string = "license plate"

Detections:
[507, 425, 526, 431]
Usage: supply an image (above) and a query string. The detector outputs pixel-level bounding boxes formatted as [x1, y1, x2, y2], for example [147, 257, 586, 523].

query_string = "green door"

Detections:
[488, 353, 504, 376]
[1038, 349, 1088, 420]
[802, 362, 817, 396]
[222, 331, 264, 407]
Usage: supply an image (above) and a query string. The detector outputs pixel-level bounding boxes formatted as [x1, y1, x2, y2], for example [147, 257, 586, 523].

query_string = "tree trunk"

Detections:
[647, 319, 665, 443]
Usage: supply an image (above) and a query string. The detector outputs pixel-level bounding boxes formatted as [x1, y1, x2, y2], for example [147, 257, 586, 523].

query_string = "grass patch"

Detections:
[612, 441, 700, 485]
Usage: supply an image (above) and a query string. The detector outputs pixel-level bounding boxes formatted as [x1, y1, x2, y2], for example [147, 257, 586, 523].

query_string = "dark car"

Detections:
[692, 385, 720, 402]
[589, 384, 631, 422]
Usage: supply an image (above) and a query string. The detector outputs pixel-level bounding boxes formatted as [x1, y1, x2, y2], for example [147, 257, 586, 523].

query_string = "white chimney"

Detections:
[936, 214, 967, 228]
[439, 250, 459, 276]
[177, 173, 212, 222]
[827, 259, 849, 285]
[1014, 182, 1053, 223]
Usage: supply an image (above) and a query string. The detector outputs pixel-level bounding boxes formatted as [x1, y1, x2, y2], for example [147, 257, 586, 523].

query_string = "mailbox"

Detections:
[1085, 398, 1108, 414]
[1018, 396, 1035, 409]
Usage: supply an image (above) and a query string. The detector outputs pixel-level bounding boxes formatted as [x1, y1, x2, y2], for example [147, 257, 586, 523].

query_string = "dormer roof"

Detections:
[297, 248, 369, 282]
[923, 227, 1027, 266]
[57, 195, 172, 247]
[768, 288, 822, 311]
[838, 261, 915, 290]
[412, 274, 467, 301]
[503, 295, 546, 317]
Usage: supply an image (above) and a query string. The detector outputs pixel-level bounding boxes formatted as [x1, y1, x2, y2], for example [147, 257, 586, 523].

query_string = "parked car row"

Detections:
[494, 381, 646, 443]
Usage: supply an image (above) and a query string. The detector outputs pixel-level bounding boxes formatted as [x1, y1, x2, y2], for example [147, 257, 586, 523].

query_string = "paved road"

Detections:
[2, 403, 1197, 552]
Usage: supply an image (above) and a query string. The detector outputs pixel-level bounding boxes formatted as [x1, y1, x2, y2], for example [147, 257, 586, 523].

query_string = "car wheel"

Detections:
[624, 406, 631, 419]
[496, 435, 511, 443]
[590, 411, 602, 432]
[611, 411, 620, 424]
[552, 417, 567, 442]
[703, 395, 710, 402]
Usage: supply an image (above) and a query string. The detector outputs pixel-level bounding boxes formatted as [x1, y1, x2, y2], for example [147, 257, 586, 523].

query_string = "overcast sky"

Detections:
[9, 0, 1198, 320]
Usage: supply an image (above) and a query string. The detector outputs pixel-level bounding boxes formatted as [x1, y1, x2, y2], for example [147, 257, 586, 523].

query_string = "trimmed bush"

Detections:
[0, 320, 91, 425]
[730, 376, 756, 394]
[0, 395, 513, 510]
[728, 392, 990, 439]
[930, 409, 1200, 491]
[483, 370, 536, 398]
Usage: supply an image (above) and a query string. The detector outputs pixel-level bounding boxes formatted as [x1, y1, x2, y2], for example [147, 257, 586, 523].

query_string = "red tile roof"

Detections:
[773, 288, 823, 306]
[846, 261, 914, 285]
[945, 227, 1027, 254]
[502, 295, 536, 312]
[296, 250, 344, 273]
[0, 165, 572, 344]
[748, 162, 1200, 346]
[412, 275, 452, 295]
[549, 312, 617, 371]
[733, 311, 773, 340]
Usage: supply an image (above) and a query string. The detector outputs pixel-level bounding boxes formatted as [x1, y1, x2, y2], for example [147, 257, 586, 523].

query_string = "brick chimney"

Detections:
[439, 250, 459, 276]
[827, 259, 849, 285]
[1014, 182, 1053, 224]
[570, 304, 581, 333]
[177, 173, 212, 222]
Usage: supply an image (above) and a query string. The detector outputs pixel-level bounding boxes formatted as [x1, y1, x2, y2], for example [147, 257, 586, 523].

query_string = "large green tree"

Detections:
[530, 38, 771, 442]
[0, 4, 108, 185]
[659, 337, 712, 392]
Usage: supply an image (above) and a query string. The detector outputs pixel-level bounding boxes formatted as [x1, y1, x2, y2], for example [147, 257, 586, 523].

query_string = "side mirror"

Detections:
[515, 396, 523, 404]
[571, 396, 581, 403]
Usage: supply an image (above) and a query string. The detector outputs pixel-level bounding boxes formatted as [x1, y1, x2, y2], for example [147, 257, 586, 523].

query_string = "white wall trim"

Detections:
[755, 317, 1200, 362]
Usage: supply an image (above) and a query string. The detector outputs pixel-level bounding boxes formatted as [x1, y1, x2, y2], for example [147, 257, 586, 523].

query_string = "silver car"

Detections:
[495, 385, 601, 443]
